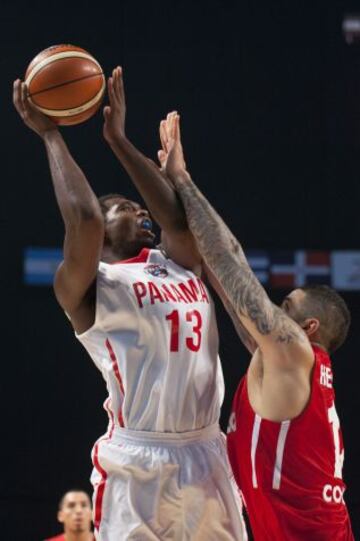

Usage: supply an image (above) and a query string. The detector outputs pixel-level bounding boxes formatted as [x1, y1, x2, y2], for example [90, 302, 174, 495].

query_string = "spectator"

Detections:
[44, 490, 94, 541]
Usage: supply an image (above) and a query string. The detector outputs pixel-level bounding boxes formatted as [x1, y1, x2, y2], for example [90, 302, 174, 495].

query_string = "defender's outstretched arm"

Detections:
[163, 114, 312, 365]
[204, 264, 258, 354]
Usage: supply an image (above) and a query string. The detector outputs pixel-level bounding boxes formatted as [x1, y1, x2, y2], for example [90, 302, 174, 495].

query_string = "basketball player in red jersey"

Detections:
[162, 112, 355, 540]
[44, 490, 94, 541]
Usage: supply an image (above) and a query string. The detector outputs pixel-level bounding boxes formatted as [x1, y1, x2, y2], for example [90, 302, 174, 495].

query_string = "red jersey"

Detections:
[227, 345, 354, 540]
[45, 533, 95, 541]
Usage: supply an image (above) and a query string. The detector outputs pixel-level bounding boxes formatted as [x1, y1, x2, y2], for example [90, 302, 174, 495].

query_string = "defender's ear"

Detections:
[301, 318, 320, 337]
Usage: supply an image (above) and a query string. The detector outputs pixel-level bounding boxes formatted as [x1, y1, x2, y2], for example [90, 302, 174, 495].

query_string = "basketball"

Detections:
[25, 44, 105, 126]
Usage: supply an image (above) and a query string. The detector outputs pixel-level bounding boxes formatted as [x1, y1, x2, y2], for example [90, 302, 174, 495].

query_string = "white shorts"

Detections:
[91, 423, 247, 540]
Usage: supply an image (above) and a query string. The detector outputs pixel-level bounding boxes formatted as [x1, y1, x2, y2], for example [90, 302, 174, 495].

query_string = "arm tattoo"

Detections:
[173, 177, 303, 345]
[223, 297, 258, 354]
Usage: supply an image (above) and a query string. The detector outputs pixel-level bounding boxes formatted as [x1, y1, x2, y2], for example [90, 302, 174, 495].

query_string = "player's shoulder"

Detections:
[155, 244, 202, 276]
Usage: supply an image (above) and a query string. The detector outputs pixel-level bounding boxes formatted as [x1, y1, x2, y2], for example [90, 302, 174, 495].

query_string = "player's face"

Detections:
[58, 491, 92, 534]
[104, 197, 156, 255]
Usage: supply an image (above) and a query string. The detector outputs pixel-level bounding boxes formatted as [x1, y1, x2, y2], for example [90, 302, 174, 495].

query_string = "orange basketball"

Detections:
[25, 44, 105, 126]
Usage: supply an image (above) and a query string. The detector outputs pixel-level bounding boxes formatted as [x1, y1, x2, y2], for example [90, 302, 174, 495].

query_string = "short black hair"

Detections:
[98, 193, 126, 216]
[300, 285, 351, 353]
[58, 489, 91, 510]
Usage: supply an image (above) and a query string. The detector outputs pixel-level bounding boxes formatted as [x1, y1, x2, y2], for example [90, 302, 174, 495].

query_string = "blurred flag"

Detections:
[342, 14, 360, 44]
[270, 251, 331, 288]
[23, 247, 360, 291]
[24, 247, 62, 285]
[332, 251, 360, 290]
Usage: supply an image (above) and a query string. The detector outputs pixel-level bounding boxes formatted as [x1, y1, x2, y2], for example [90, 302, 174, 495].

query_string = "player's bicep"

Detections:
[225, 303, 258, 355]
[237, 299, 313, 367]
[54, 218, 104, 313]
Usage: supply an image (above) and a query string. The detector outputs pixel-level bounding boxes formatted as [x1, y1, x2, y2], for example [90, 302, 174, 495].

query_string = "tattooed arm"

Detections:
[204, 263, 258, 354]
[162, 114, 313, 364]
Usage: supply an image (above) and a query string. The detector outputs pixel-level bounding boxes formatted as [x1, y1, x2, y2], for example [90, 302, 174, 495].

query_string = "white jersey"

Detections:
[76, 247, 225, 433]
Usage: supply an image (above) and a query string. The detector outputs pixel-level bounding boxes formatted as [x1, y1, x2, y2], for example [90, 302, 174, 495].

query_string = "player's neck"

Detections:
[310, 340, 328, 353]
[101, 244, 137, 263]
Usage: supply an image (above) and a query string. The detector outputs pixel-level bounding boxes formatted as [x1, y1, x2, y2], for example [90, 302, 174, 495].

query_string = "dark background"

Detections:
[1, 1, 360, 539]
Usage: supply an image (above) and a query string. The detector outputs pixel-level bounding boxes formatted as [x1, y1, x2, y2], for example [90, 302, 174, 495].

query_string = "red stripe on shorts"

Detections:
[93, 401, 115, 532]
[93, 443, 108, 531]
[105, 338, 125, 427]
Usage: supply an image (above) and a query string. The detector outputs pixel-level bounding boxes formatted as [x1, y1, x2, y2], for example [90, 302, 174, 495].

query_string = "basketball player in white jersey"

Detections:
[13, 69, 247, 540]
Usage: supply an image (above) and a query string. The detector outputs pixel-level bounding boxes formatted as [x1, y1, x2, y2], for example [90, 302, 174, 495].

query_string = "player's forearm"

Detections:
[44, 131, 102, 227]
[108, 136, 188, 232]
[172, 173, 297, 343]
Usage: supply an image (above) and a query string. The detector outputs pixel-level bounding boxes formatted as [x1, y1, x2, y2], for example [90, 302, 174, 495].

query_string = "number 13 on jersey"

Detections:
[166, 309, 202, 352]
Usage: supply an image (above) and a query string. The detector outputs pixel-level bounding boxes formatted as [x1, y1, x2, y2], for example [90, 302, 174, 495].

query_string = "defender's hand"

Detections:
[158, 112, 186, 173]
[161, 112, 189, 182]
[13, 79, 57, 138]
[103, 66, 126, 145]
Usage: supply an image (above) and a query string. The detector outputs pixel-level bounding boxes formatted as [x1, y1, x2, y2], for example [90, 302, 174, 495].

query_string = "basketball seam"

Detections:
[25, 50, 101, 86]
[28, 81, 105, 116]
[28, 72, 104, 98]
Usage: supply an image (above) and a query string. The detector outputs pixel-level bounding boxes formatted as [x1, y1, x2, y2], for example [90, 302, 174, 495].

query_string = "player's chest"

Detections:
[103, 264, 211, 314]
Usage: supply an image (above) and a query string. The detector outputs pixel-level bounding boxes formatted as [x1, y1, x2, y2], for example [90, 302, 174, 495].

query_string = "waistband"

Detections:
[110, 422, 221, 446]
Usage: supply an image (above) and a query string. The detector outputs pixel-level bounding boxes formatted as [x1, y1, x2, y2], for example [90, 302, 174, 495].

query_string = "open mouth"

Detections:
[138, 217, 153, 232]
[137, 218, 155, 239]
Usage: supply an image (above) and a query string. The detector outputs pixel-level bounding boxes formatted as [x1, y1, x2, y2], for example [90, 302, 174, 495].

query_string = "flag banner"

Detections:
[331, 251, 360, 290]
[270, 251, 331, 288]
[23, 247, 360, 291]
[24, 247, 63, 285]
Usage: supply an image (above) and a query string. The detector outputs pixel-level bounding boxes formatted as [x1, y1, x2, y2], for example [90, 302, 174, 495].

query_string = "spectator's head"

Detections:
[57, 490, 92, 535]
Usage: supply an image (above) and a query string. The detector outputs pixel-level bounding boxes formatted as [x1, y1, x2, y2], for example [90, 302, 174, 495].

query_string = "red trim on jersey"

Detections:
[45, 534, 95, 541]
[110, 247, 151, 265]
[105, 338, 125, 427]
[93, 400, 115, 532]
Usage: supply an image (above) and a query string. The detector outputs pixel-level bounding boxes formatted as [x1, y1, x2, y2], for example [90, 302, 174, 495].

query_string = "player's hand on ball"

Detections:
[103, 66, 126, 145]
[13, 79, 57, 138]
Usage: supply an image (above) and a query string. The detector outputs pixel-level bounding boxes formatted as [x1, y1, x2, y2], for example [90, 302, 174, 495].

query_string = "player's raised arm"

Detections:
[164, 114, 313, 367]
[203, 263, 258, 355]
[13, 79, 104, 315]
[102, 66, 200, 271]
